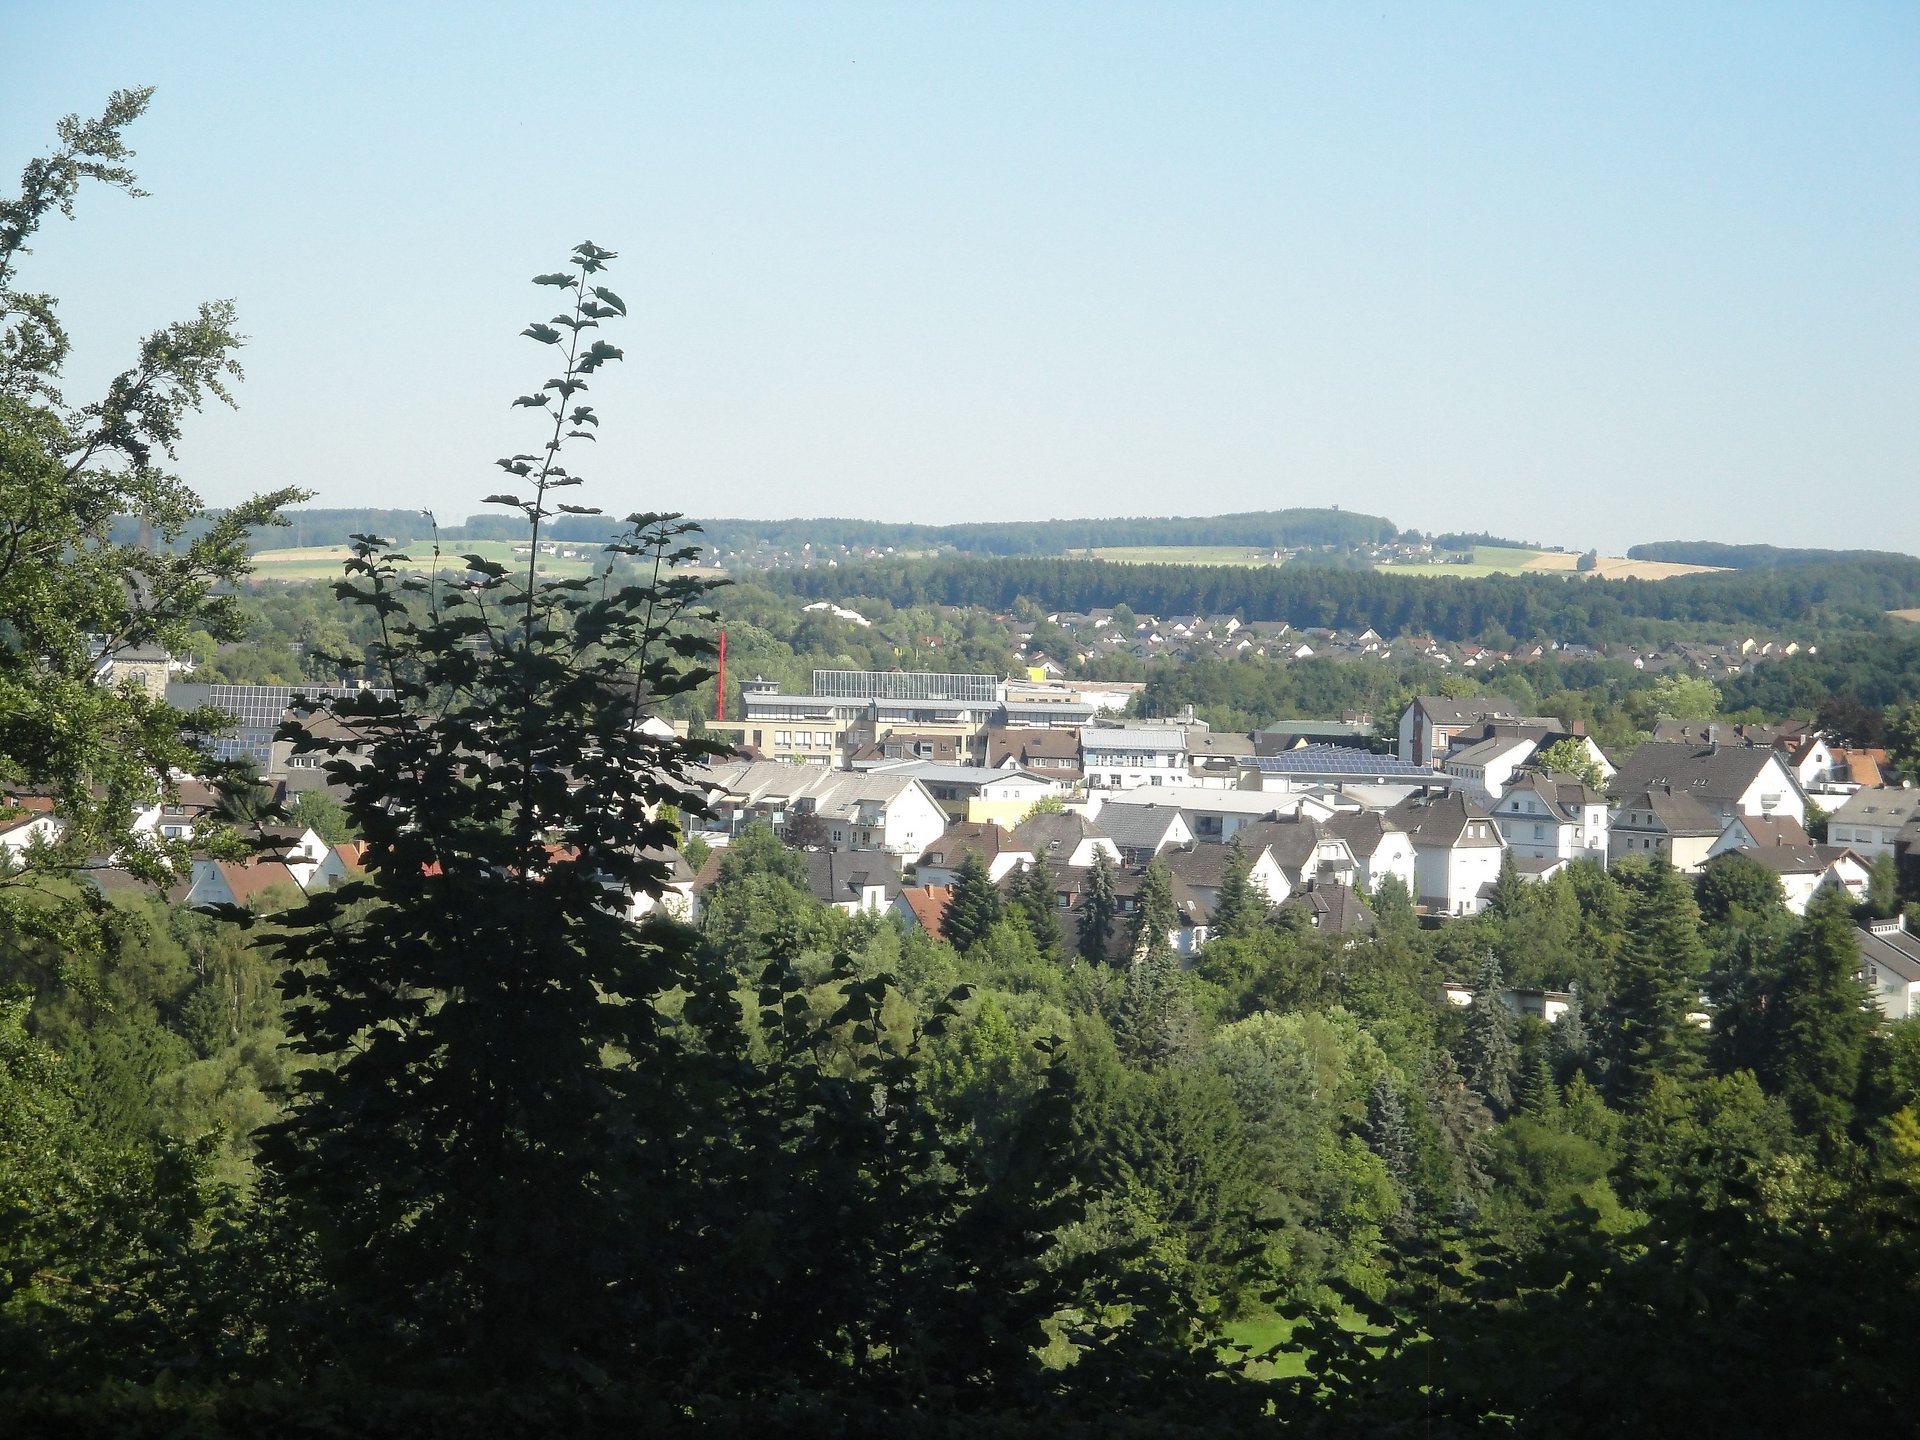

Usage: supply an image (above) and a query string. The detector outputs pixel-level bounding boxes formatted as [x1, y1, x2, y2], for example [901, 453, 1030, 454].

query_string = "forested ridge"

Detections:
[9, 91, 1920, 1439]
[1628, 539, 1918, 569]
[775, 553, 1920, 643]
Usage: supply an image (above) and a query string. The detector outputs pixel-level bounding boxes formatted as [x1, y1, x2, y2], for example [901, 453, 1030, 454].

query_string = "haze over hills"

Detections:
[196, 507, 1917, 567]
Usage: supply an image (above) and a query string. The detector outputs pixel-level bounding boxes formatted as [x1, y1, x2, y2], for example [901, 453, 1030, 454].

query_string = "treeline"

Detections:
[1629, 539, 1918, 569]
[774, 555, 1920, 644]
[204, 506, 1401, 557]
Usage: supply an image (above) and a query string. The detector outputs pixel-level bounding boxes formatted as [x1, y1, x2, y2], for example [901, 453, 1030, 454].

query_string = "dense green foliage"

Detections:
[1628, 538, 1916, 568]
[774, 553, 1920, 643]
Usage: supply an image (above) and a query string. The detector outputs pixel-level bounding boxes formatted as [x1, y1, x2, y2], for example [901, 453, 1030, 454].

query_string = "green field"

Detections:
[249, 539, 602, 583]
[1378, 544, 1548, 579]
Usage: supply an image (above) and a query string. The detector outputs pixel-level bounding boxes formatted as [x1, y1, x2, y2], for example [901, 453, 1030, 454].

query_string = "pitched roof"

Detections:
[1860, 922, 1920, 984]
[1829, 786, 1920, 829]
[1080, 727, 1188, 753]
[1292, 883, 1375, 936]
[897, 883, 953, 934]
[985, 727, 1081, 767]
[1620, 786, 1722, 837]
[1411, 695, 1523, 726]
[1319, 809, 1402, 857]
[917, 821, 1029, 869]
[1608, 742, 1791, 808]
[1230, 816, 1340, 872]
[1012, 811, 1109, 858]
[1096, 804, 1188, 852]
[1387, 791, 1502, 849]
[1728, 815, 1814, 848]
[805, 848, 903, 905]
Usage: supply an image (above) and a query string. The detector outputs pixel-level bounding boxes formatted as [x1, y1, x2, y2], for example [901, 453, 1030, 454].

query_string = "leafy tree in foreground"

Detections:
[1, 87, 297, 948]
[259, 243, 734, 1378]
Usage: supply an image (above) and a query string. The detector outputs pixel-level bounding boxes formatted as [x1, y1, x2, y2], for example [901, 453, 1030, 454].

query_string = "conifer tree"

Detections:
[1463, 951, 1518, 1114]
[1078, 847, 1119, 965]
[1129, 855, 1179, 965]
[1112, 941, 1201, 1068]
[1516, 1047, 1558, 1116]
[1209, 835, 1268, 939]
[1601, 858, 1710, 1107]
[1761, 883, 1878, 1147]
[1009, 858, 1065, 961]
[1548, 981, 1589, 1075]
[1487, 850, 1530, 919]
[942, 850, 1002, 953]
[1365, 1072, 1416, 1210]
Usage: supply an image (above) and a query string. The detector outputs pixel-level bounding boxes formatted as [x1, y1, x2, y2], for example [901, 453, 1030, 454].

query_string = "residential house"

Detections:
[1397, 696, 1563, 767]
[184, 857, 305, 911]
[1492, 772, 1610, 863]
[1444, 732, 1544, 806]
[1096, 804, 1195, 865]
[1288, 884, 1376, 937]
[1227, 817, 1360, 902]
[804, 849, 903, 916]
[1101, 787, 1290, 843]
[1825, 787, 1920, 859]
[1607, 741, 1806, 828]
[1161, 840, 1289, 916]
[1011, 811, 1120, 869]
[1079, 727, 1189, 789]
[1609, 787, 1723, 872]
[1704, 844, 1871, 915]
[892, 884, 954, 937]
[1387, 791, 1507, 915]
[1859, 916, 1920, 1020]
[697, 761, 950, 859]
[1707, 814, 1814, 859]
[984, 726, 1083, 782]
[914, 822, 1035, 887]
[1319, 810, 1418, 896]
[0, 804, 63, 864]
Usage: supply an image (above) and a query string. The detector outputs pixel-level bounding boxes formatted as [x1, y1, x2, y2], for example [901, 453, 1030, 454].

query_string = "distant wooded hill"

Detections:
[775, 553, 1920, 645]
[190, 506, 1401, 556]
[1627, 540, 1918, 569]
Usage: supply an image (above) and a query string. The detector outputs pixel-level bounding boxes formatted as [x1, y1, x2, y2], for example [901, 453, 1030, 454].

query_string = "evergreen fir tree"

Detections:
[1601, 858, 1710, 1107]
[942, 851, 1002, 953]
[1078, 848, 1119, 965]
[1365, 1073, 1416, 1219]
[1761, 883, 1878, 1148]
[1548, 981, 1589, 1075]
[1129, 856, 1179, 964]
[1209, 836, 1268, 939]
[1517, 1047, 1558, 1116]
[1488, 849, 1530, 919]
[1009, 859, 1066, 962]
[1462, 951, 1518, 1114]
[1111, 942, 1201, 1068]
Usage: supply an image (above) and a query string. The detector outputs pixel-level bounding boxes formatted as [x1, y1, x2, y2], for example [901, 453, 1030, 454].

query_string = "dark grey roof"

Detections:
[805, 848, 902, 905]
[1293, 883, 1375, 936]
[1386, 791, 1502, 849]
[1012, 811, 1109, 858]
[1860, 923, 1920, 984]
[1230, 816, 1338, 873]
[1320, 809, 1402, 856]
[1096, 804, 1188, 851]
[1609, 742, 1789, 807]
[1617, 787, 1722, 836]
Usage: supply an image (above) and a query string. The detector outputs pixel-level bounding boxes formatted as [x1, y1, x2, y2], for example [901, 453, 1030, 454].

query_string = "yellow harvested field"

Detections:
[1890, 609, 1920, 623]
[1518, 552, 1727, 580]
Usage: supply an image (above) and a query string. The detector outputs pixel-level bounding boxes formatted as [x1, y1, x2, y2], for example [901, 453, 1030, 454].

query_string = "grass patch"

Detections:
[1219, 1306, 1375, 1379]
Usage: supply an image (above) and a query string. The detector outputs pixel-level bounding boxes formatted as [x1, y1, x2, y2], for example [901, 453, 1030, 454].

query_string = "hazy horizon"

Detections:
[7, 3, 1915, 554]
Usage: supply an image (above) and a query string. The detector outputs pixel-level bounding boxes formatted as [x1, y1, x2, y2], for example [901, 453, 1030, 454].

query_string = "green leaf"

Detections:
[522, 323, 562, 344]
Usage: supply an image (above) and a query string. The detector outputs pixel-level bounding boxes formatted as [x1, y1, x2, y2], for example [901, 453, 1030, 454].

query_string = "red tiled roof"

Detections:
[897, 884, 954, 935]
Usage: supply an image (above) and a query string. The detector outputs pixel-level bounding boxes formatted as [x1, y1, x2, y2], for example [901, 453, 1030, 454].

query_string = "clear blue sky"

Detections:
[6, 2, 1916, 553]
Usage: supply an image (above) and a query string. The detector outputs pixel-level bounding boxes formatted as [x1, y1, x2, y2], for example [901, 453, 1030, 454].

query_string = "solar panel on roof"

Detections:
[1251, 746, 1437, 778]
